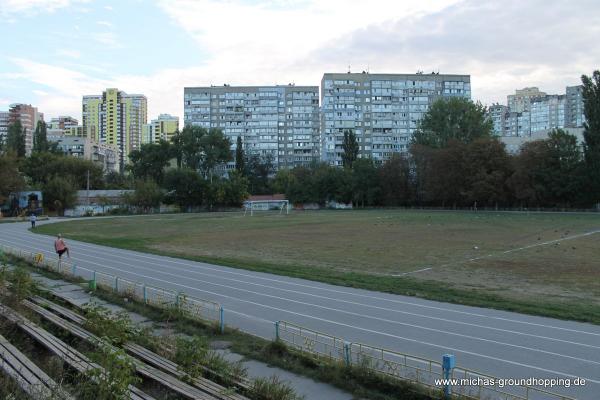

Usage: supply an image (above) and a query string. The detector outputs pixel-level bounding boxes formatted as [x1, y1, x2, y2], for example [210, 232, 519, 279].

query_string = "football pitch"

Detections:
[35, 209, 600, 322]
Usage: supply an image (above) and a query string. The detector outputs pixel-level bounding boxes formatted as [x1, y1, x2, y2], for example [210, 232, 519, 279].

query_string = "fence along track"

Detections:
[0, 244, 223, 327]
[29, 295, 251, 400]
[0, 303, 155, 400]
[278, 321, 575, 400]
[22, 299, 230, 400]
[0, 332, 74, 400]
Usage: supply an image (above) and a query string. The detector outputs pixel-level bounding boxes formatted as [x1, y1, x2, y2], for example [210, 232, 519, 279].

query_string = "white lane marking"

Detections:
[3, 237, 599, 367]
[9, 228, 600, 340]
[391, 267, 432, 276]
[10, 234, 600, 350]
[434, 229, 600, 269]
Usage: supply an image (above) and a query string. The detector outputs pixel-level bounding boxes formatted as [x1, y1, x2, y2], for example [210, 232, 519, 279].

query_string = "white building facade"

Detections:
[320, 72, 471, 165]
[184, 85, 320, 170]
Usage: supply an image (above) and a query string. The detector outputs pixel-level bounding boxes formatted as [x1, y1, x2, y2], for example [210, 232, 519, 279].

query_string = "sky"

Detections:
[0, 0, 598, 122]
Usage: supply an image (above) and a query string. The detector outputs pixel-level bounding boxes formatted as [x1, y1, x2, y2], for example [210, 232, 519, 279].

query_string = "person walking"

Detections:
[54, 234, 70, 261]
[30, 213, 37, 228]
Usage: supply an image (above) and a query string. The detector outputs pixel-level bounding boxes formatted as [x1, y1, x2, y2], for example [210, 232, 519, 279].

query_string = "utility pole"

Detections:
[86, 170, 90, 206]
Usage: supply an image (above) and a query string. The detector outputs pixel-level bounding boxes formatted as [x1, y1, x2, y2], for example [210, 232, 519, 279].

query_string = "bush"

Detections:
[83, 303, 135, 345]
[80, 338, 140, 400]
[175, 336, 247, 386]
[8, 267, 34, 303]
[251, 375, 304, 400]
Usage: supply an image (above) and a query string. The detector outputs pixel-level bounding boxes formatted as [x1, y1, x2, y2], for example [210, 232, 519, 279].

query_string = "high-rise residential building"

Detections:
[184, 85, 320, 170]
[321, 72, 471, 165]
[48, 116, 79, 130]
[142, 114, 179, 144]
[507, 87, 547, 113]
[565, 85, 585, 128]
[8, 103, 44, 155]
[82, 88, 147, 169]
[47, 116, 83, 137]
[530, 95, 565, 132]
[491, 85, 585, 137]
[489, 104, 508, 136]
[0, 111, 8, 146]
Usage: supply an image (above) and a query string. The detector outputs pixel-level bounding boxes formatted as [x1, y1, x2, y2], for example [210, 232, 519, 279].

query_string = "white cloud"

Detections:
[96, 20, 113, 28]
[0, 0, 89, 16]
[92, 32, 123, 48]
[104, 5, 113, 11]
[156, 0, 460, 81]
[56, 49, 81, 59]
[152, 0, 599, 107]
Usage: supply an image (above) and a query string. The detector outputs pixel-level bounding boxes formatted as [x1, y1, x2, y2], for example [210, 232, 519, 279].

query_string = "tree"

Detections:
[6, 121, 26, 157]
[581, 70, 600, 204]
[351, 158, 380, 207]
[508, 130, 583, 207]
[462, 138, 512, 208]
[0, 153, 25, 207]
[163, 169, 206, 211]
[43, 176, 77, 216]
[125, 179, 164, 212]
[421, 141, 468, 207]
[413, 98, 492, 148]
[312, 163, 351, 205]
[200, 128, 232, 182]
[341, 129, 359, 168]
[245, 153, 275, 195]
[218, 170, 249, 207]
[32, 121, 49, 153]
[235, 136, 245, 173]
[128, 140, 174, 184]
[172, 126, 205, 170]
[23, 152, 104, 189]
[105, 171, 133, 189]
[379, 154, 412, 206]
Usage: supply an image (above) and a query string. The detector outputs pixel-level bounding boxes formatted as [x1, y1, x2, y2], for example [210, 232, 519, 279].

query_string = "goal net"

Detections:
[243, 200, 290, 216]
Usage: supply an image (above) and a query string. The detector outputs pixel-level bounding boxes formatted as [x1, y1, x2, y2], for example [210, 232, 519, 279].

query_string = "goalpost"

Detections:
[243, 200, 290, 216]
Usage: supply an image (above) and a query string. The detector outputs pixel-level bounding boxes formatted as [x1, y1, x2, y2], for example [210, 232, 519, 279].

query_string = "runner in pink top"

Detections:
[54, 234, 70, 260]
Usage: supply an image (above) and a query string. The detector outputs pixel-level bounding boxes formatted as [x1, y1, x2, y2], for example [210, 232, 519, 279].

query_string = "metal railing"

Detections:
[276, 321, 575, 400]
[275, 321, 346, 363]
[0, 244, 224, 332]
[0, 244, 576, 400]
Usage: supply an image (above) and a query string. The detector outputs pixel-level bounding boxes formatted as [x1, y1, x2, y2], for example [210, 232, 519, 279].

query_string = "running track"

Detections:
[0, 218, 598, 399]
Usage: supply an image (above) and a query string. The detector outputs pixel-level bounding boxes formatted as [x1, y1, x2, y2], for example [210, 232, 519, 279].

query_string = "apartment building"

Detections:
[320, 72, 471, 165]
[142, 114, 179, 144]
[565, 85, 585, 128]
[184, 85, 320, 170]
[0, 111, 8, 146]
[82, 88, 147, 169]
[7, 103, 44, 155]
[492, 86, 585, 137]
[48, 133, 119, 172]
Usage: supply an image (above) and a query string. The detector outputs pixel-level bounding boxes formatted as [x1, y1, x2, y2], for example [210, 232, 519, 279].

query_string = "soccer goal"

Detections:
[243, 200, 290, 216]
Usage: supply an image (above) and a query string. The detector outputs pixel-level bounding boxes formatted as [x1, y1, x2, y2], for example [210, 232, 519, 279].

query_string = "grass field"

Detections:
[35, 210, 600, 323]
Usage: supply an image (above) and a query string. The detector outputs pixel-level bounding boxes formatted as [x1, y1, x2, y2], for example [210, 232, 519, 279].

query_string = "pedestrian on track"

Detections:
[54, 234, 70, 261]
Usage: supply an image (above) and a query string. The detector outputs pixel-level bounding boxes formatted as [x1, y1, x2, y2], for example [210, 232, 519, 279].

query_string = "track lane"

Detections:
[1, 219, 598, 399]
